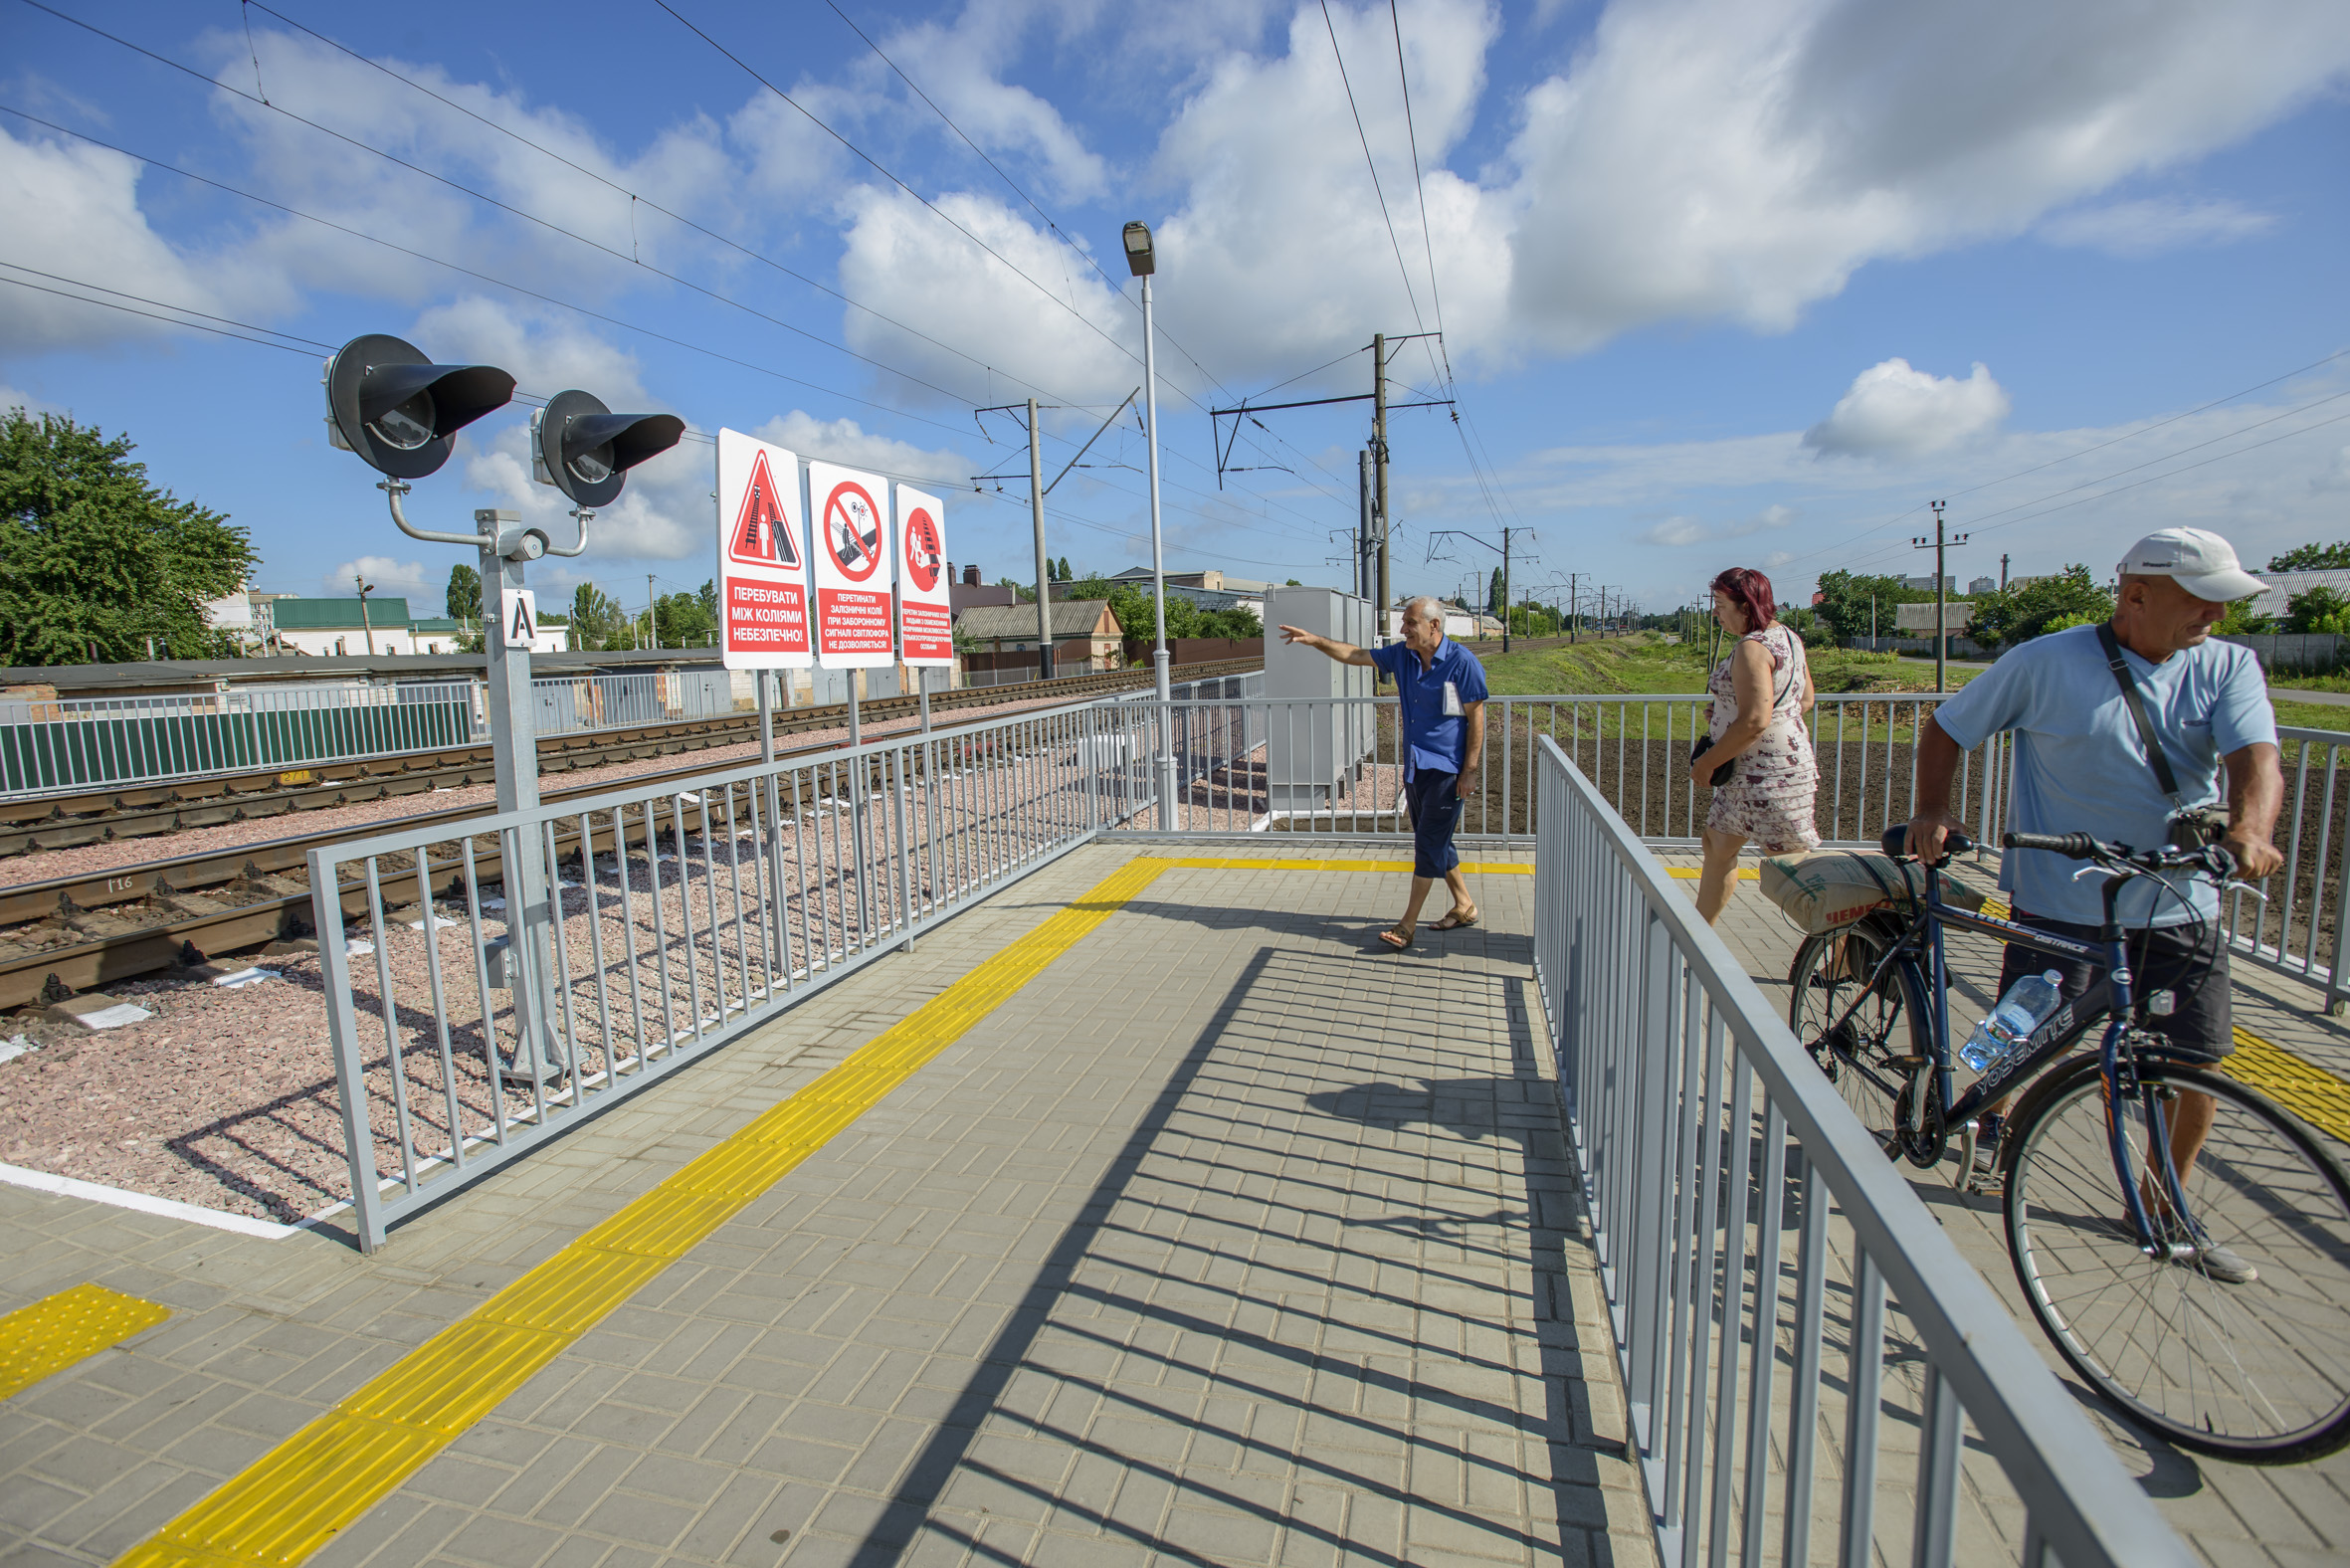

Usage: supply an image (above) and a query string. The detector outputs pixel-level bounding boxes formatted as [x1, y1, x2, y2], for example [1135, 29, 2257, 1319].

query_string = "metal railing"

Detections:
[1531, 734, 2194, 1568]
[2227, 724, 2350, 1012]
[1121, 691, 2013, 851]
[312, 697, 1160, 1252]
[0, 680, 479, 798]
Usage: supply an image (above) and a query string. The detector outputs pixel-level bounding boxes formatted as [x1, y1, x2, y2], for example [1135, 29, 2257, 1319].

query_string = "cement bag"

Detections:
[1758, 851, 1985, 935]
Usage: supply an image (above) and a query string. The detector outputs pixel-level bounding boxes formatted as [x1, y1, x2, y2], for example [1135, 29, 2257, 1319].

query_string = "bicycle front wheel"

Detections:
[2004, 1060, 2350, 1464]
[1788, 920, 1922, 1149]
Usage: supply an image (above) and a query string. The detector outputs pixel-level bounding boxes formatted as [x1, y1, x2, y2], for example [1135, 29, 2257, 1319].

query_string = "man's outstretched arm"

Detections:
[1279, 625, 1377, 667]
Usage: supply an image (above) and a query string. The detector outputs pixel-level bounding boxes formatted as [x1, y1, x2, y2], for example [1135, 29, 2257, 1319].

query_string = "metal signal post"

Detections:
[1913, 500, 1972, 692]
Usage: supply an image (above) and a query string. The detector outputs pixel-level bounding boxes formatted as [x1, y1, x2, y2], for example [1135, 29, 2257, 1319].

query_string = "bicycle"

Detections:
[1786, 826, 2350, 1465]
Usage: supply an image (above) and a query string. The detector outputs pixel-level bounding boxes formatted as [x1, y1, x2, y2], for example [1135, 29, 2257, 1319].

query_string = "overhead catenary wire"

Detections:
[16, 3, 1366, 571]
[237, 0, 1067, 413]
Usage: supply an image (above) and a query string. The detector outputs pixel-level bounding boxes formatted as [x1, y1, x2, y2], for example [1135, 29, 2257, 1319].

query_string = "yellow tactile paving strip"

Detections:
[112, 855, 1182, 1568]
[0, 1283, 169, 1402]
[2228, 1027, 2350, 1145]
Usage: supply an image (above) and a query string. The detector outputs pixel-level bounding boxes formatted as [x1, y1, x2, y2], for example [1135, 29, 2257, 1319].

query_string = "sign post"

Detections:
[807, 460, 894, 929]
[895, 485, 952, 735]
[716, 430, 815, 974]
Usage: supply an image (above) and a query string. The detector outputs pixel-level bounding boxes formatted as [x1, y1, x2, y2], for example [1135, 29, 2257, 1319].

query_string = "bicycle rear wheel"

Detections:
[2004, 1059, 2350, 1464]
[1788, 921, 1921, 1149]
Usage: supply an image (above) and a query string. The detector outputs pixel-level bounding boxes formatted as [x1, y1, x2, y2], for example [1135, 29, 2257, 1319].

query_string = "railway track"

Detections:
[0, 660, 1259, 1009]
[0, 659, 1260, 859]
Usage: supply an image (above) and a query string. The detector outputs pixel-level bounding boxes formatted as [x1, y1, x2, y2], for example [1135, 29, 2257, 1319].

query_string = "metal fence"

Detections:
[0, 680, 479, 798]
[2228, 723, 2350, 1012]
[312, 696, 1167, 1252]
[1127, 691, 2015, 852]
[1530, 733, 2194, 1568]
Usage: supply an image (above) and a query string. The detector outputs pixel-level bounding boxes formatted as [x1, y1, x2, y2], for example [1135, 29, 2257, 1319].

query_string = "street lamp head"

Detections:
[324, 333, 514, 479]
[1121, 220, 1155, 278]
[531, 390, 685, 509]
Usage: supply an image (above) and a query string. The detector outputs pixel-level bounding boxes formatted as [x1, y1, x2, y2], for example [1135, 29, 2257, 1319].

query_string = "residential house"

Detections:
[956, 601, 1125, 672]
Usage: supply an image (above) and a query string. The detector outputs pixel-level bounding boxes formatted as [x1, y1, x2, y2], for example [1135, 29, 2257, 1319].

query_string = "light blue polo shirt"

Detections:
[1930, 625, 2274, 926]
[1370, 637, 1489, 780]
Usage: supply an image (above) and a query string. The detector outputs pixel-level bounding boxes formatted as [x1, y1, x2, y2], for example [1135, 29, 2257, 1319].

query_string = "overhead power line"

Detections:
[0, 103, 978, 442]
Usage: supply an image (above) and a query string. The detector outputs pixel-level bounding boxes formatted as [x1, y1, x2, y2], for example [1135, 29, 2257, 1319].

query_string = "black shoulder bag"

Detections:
[2093, 622, 2230, 849]
[1693, 633, 1802, 788]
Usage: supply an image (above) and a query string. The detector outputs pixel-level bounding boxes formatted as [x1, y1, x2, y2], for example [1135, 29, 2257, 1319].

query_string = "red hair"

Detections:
[1710, 567, 1777, 632]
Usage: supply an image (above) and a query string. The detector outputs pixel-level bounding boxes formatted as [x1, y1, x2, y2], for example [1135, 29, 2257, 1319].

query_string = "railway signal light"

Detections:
[531, 389, 685, 510]
[323, 333, 514, 479]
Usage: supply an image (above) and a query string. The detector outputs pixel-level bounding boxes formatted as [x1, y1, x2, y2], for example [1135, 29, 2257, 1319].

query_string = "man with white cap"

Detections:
[1902, 527, 2282, 1280]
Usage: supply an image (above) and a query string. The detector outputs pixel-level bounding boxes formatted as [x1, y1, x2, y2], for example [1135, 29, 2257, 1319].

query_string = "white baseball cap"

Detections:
[2116, 527, 2268, 603]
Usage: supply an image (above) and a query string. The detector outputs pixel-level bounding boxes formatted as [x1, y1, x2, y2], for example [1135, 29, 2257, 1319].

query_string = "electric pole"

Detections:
[1567, 572, 1583, 643]
[2001, 551, 2010, 592]
[354, 574, 376, 656]
[647, 573, 658, 651]
[1373, 332, 1390, 641]
[1029, 396, 1054, 679]
[1912, 500, 1971, 692]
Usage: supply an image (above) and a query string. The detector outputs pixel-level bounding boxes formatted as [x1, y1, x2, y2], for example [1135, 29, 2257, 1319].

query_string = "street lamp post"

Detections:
[1125, 219, 1176, 829]
[355, 575, 377, 656]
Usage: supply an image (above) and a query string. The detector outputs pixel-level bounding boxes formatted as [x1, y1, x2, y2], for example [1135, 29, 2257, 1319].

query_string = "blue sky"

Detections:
[3, 0, 2347, 624]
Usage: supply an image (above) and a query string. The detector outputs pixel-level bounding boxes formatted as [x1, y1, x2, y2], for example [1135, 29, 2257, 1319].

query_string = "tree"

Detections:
[1966, 564, 2115, 648]
[1487, 567, 1504, 617]
[2284, 585, 2350, 634]
[0, 407, 257, 665]
[2268, 542, 2350, 572]
[446, 562, 481, 622]
[568, 583, 626, 650]
[696, 578, 717, 620]
[1057, 555, 1072, 581]
[653, 590, 717, 648]
[1811, 571, 1934, 645]
[1284, 577, 1301, 587]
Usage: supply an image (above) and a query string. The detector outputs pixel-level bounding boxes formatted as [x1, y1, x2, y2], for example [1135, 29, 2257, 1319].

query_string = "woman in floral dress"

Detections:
[1689, 566, 1819, 923]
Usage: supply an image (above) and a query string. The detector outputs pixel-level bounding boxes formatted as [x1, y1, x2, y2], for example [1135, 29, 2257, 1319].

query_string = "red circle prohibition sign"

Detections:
[902, 508, 942, 592]
[823, 482, 883, 582]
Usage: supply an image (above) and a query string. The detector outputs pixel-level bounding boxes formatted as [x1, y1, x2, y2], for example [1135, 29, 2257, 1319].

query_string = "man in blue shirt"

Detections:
[1280, 596, 1488, 949]
[1903, 527, 2282, 1278]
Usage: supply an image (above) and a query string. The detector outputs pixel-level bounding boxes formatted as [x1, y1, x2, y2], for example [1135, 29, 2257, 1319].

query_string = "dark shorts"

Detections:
[1405, 770, 1463, 880]
[1996, 911, 2233, 1064]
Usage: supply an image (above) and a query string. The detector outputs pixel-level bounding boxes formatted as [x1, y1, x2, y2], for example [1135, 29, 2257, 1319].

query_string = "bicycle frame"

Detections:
[1819, 854, 2201, 1255]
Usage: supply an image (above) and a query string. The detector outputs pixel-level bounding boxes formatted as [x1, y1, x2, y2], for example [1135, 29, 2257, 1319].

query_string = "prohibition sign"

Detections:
[902, 507, 943, 592]
[822, 481, 883, 582]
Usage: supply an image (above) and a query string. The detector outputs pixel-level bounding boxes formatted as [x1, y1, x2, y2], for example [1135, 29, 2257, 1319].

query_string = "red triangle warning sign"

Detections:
[729, 451, 799, 567]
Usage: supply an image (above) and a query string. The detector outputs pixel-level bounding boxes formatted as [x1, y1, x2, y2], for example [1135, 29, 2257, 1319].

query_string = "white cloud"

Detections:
[1504, 0, 2350, 350]
[1639, 502, 1797, 546]
[883, 9, 1109, 203]
[0, 384, 61, 418]
[2039, 196, 2276, 257]
[326, 555, 433, 600]
[752, 412, 972, 490]
[411, 296, 648, 405]
[1804, 359, 2011, 460]
[0, 124, 289, 353]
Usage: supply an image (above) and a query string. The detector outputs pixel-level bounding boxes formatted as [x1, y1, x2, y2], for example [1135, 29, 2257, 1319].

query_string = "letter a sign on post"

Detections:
[895, 486, 951, 667]
[715, 429, 812, 670]
[501, 588, 537, 649]
[806, 460, 895, 670]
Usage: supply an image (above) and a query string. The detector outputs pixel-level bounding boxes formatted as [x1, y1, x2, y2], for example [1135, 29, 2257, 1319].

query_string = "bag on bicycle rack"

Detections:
[1759, 849, 1988, 935]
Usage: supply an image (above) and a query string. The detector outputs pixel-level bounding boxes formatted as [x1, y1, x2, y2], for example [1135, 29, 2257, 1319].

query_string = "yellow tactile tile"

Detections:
[0, 1282, 170, 1401]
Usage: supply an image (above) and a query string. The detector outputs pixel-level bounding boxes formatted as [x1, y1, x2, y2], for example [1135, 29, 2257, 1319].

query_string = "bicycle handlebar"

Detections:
[2000, 830, 2238, 881]
[2002, 831, 2097, 859]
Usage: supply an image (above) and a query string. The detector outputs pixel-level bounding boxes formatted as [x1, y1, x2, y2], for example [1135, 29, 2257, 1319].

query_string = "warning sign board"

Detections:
[715, 429, 812, 670]
[806, 460, 895, 669]
[895, 486, 951, 667]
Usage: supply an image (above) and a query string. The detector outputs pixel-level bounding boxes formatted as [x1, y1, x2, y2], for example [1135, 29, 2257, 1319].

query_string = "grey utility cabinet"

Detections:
[1264, 586, 1377, 815]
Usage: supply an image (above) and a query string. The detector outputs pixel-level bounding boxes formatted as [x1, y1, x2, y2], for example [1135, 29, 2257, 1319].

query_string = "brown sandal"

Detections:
[1377, 924, 1416, 950]
[1431, 909, 1479, 931]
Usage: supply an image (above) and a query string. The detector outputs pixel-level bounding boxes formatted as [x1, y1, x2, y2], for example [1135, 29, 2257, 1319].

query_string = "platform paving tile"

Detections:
[0, 845, 1648, 1567]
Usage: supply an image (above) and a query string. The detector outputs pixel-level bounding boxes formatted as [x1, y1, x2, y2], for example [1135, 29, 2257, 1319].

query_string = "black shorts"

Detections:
[1405, 770, 1463, 879]
[1996, 911, 2233, 1064]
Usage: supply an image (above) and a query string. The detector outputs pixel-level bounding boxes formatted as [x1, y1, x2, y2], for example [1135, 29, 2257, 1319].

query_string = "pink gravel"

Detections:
[0, 722, 1118, 1221]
